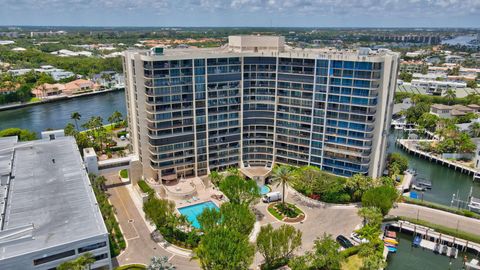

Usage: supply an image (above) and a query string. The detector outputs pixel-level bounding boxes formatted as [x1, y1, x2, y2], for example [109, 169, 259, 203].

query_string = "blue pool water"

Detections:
[259, 185, 271, 195]
[177, 201, 219, 229]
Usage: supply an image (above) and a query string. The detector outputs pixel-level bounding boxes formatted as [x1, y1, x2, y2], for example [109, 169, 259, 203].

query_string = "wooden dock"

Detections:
[396, 139, 478, 176]
[387, 220, 480, 255]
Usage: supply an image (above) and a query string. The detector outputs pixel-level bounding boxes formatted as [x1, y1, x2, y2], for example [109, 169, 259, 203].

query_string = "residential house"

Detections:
[32, 83, 65, 98]
[430, 104, 477, 119]
[64, 79, 99, 95]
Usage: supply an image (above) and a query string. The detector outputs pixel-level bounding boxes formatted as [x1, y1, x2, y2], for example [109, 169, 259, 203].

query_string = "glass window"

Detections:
[33, 250, 75, 265]
[78, 242, 107, 253]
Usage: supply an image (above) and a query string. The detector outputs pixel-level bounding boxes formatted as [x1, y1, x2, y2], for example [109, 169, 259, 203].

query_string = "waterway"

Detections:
[441, 35, 478, 46]
[0, 90, 126, 134]
[387, 130, 480, 207]
[0, 91, 479, 207]
[386, 231, 477, 270]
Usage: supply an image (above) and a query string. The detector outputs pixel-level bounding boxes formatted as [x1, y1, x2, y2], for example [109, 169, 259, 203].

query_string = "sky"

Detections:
[0, 0, 479, 28]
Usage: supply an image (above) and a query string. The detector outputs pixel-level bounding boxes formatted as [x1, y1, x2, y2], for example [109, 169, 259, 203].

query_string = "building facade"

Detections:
[0, 134, 111, 270]
[123, 36, 399, 181]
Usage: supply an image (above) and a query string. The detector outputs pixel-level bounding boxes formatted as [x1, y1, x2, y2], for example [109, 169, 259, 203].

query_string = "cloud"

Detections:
[2, 0, 479, 15]
[0, 0, 478, 26]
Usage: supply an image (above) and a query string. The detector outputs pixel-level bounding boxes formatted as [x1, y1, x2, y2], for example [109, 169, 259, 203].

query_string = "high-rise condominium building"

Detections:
[123, 36, 399, 182]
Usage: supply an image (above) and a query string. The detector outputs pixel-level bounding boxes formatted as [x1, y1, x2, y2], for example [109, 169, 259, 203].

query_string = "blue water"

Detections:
[177, 201, 219, 229]
[259, 185, 270, 195]
[441, 35, 478, 46]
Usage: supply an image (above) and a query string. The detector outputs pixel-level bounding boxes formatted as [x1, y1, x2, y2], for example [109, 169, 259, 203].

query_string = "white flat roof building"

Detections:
[411, 79, 467, 95]
[0, 136, 111, 270]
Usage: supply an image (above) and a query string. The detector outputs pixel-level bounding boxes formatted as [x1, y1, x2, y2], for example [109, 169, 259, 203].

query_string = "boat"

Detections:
[449, 247, 458, 258]
[385, 231, 397, 238]
[384, 242, 397, 248]
[412, 184, 427, 191]
[384, 237, 399, 245]
[386, 246, 397, 253]
[415, 177, 432, 189]
[441, 245, 448, 255]
[412, 235, 421, 247]
[468, 197, 480, 213]
[434, 243, 441, 254]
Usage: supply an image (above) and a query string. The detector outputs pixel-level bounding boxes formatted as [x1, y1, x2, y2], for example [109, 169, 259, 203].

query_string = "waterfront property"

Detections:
[123, 35, 399, 183]
[0, 133, 111, 269]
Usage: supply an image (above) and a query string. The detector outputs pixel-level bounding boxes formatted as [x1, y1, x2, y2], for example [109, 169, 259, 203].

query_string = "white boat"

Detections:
[468, 197, 480, 213]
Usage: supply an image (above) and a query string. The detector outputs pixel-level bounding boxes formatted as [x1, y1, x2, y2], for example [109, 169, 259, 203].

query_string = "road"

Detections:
[391, 203, 480, 236]
[100, 169, 200, 269]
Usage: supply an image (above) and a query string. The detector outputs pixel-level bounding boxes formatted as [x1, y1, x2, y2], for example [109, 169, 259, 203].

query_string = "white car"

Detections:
[350, 232, 369, 244]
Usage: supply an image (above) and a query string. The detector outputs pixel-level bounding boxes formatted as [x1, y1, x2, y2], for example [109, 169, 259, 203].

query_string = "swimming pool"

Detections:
[177, 201, 219, 229]
[259, 185, 271, 195]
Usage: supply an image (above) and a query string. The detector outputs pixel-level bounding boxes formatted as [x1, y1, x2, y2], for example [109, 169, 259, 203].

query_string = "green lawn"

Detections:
[29, 97, 41, 103]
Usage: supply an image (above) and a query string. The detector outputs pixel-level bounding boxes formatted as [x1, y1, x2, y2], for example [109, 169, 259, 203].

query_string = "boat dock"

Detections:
[397, 139, 478, 176]
[397, 171, 413, 192]
[386, 220, 480, 256]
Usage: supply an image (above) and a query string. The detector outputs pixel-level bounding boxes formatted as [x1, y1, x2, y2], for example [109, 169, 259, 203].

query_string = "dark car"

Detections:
[336, 235, 354, 249]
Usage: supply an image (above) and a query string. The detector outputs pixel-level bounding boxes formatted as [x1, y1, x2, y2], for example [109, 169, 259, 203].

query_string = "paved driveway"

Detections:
[100, 169, 200, 269]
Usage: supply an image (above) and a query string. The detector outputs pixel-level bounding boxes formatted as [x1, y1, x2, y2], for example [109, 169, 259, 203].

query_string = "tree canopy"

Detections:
[256, 224, 302, 269]
[361, 185, 398, 215]
[219, 175, 260, 206]
[195, 227, 255, 270]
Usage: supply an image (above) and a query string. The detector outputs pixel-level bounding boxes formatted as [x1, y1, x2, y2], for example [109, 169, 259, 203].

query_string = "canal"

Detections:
[0, 91, 479, 208]
[386, 231, 477, 270]
[0, 90, 126, 134]
[387, 130, 480, 207]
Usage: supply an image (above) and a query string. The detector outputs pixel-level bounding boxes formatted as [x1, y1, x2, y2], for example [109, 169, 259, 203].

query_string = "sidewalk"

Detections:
[391, 203, 480, 236]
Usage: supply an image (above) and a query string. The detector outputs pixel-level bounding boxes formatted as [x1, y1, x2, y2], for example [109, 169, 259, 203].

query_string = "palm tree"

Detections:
[470, 122, 480, 138]
[57, 252, 95, 270]
[71, 112, 81, 131]
[108, 110, 123, 128]
[208, 170, 223, 186]
[445, 89, 456, 105]
[270, 165, 293, 205]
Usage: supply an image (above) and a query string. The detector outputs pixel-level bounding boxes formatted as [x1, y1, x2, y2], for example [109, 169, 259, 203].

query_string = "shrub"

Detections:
[120, 169, 128, 178]
[137, 180, 154, 195]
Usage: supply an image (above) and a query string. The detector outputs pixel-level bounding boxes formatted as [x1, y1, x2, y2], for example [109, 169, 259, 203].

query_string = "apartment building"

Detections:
[123, 36, 399, 181]
[0, 134, 111, 270]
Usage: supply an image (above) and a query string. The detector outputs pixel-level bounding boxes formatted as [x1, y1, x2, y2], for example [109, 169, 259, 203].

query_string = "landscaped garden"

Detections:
[89, 174, 126, 257]
[64, 110, 130, 158]
[267, 202, 305, 222]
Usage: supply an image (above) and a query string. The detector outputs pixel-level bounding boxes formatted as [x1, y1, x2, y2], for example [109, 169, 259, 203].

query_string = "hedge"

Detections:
[138, 180, 154, 195]
[115, 264, 146, 270]
[402, 197, 480, 220]
[389, 216, 480, 244]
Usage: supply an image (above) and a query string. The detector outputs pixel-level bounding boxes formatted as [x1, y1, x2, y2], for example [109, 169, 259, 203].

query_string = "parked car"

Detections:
[262, 191, 282, 203]
[350, 232, 369, 244]
[336, 235, 354, 249]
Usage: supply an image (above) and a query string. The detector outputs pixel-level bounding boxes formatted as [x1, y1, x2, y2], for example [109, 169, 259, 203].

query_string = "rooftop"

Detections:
[0, 136, 107, 260]
[129, 35, 398, 62]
